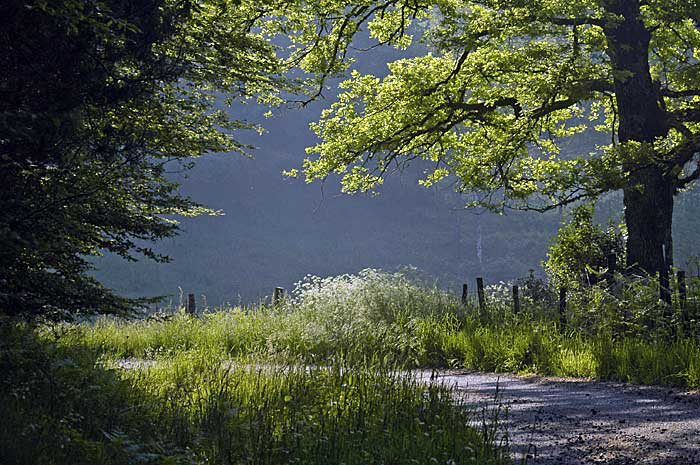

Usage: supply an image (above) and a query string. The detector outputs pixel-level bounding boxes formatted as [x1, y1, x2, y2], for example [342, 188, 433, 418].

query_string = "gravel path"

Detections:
[421, 371, 700, 465]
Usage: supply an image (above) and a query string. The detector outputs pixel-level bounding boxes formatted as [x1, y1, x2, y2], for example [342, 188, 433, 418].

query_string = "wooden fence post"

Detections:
[660, 244, 672, 307]
[187, 293, 196, 315]
[677, 270, 687, 310]
[605, 253, 617, 284]
[476, 277, 486, 313]
[273, 287, 285, 306]
[677, 270, 688, 336]
[512, 285, 520, 314]
[559, 287, 567, 329]
[659, 270, 673, 338]
[659, 270, 672, 307]
[461, 284, 468, 305]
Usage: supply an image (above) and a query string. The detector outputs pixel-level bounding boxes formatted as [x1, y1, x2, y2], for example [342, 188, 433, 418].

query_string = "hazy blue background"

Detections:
[93, 39, 700, 307]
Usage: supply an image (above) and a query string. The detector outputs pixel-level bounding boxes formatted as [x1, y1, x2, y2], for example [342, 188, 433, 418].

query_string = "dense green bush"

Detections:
[545, 204, 625, 290]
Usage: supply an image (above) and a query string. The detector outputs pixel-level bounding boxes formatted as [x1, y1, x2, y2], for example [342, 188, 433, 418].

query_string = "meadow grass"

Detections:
[121, 350, 510, 465]
[2, 317, 512, 465]
[5, 268, 700, 464]
[69, 270, 468, 366]
[71, 268, 700, 388]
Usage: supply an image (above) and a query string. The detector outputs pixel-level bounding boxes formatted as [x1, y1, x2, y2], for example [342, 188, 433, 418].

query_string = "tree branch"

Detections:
[452, 79, 613, 120]
[661, 88, 700, 98]
[547, 16, 605, 27]
[670, 106, 700, 123]
[676, 164, 700, 189]
[669, 135, 700, 189]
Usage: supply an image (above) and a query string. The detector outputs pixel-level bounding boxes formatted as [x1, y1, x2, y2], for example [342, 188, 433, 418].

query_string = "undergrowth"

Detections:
[5, 267, 700, 465]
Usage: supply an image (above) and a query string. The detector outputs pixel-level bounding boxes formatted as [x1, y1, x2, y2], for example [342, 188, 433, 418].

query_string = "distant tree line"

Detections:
[4, 0, 700, 321]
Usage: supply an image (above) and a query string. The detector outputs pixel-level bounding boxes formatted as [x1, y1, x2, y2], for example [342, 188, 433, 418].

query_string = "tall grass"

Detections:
[70, 268, 700, 388]
[123, 349, 510, 465]
[1, 321, 511, 465]
[70, 269, 467, 365]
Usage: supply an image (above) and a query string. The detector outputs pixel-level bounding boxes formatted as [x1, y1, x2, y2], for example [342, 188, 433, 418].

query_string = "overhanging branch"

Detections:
[670, 106, 700, 123]
[450, 79, 613, 120]
[676, 164, 700, 189]
[547, 16, 605, 27]
[661, 88, 700, 98]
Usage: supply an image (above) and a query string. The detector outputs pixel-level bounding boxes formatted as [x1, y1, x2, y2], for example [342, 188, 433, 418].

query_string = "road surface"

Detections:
[422, 370, 700, 465]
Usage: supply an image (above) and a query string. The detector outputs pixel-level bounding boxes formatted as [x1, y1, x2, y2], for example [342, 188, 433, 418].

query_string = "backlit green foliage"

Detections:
[545, 204, 625, 289]
[265, 1, 700, 210]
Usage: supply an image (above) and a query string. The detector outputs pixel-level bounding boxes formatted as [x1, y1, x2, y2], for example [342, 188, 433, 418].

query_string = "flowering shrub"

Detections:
[265, 269, 465, 364]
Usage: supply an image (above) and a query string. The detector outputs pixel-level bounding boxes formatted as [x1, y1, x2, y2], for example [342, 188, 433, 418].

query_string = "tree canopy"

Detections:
[264, 0, 700, 275]
[0, 0, 289, 320]
[5, 0, 700, 319]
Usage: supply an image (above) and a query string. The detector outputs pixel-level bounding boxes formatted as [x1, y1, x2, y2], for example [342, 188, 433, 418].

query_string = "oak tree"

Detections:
[269, 0, 700, 275]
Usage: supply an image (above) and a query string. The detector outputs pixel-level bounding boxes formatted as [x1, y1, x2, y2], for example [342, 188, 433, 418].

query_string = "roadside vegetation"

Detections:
[4, 266, 699, 464]
[70, 267, 700, 389]
[1, 295, 512, 465]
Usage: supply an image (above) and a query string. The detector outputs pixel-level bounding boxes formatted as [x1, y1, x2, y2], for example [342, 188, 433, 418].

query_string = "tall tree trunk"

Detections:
[623, 171, 674, 273]
[603, 0, 673, 274]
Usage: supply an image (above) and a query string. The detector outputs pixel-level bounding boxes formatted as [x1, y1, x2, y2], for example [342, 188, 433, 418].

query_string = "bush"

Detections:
[274, 269, 466, 364]
[545, 204, 625, 290]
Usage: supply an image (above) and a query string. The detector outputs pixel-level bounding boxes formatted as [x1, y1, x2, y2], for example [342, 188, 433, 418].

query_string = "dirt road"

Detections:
[424, 371, 700, 465]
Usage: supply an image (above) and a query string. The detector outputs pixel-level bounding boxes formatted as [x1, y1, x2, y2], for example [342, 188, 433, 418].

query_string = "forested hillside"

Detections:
[91, 17, 700, 307]
[93, 96, 700, 305]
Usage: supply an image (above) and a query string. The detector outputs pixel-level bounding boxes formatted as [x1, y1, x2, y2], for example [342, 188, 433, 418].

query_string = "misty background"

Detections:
[93, 39, 700, 307]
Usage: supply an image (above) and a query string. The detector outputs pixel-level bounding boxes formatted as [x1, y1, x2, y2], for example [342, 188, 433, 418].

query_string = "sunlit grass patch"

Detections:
[69, 268, 700, 389]
[555, 344, 598, 379]
[63, 308, 274, 359]
[122, 349, 511, 465]
[73, 269, 468, 365]
[598, 337, 700, 387]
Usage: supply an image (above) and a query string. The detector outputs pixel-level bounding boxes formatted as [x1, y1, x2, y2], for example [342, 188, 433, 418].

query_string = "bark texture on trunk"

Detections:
[603, 0, 673, 274]
[623, 171, 674, 273]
